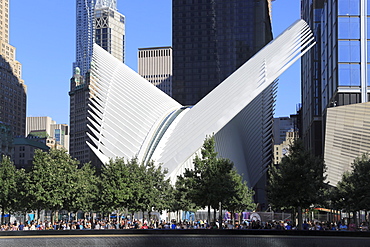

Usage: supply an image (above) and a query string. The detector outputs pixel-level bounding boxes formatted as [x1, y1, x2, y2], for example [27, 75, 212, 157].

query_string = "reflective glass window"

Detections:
[338, 40, 360, 62]
[338, 0, 360, 15]
[338, 17, 360, 39]
[338, 64, 360, 86]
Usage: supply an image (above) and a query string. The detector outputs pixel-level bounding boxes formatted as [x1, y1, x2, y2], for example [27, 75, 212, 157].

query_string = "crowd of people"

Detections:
[0, 218, 369, 231]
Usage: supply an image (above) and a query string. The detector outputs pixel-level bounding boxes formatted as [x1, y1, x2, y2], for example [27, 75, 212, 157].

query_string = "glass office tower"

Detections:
[74, 0, 95, 77]
[172, 0, 273, 106]
[172, 0, 274, 209]
[301, 0, 369, 158]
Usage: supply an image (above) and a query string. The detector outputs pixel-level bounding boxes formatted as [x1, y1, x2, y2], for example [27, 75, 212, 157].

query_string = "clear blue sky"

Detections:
[10, 0, 301, 125]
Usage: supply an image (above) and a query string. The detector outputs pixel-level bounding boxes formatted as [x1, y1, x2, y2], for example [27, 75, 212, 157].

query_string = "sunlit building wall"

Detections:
[0, 0, 27, 140]
[138, 47, 172, 96]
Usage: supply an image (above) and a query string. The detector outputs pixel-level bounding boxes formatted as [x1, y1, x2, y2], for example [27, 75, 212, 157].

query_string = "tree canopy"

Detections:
[333, 153, 370, 214]
[268, 140, 327, 228]
[177, 136, 255, 222]
[0, 156, 20, 224]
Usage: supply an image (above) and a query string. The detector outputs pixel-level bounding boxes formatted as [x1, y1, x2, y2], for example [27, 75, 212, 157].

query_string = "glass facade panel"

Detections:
[172, 0, 272, 105]
[338, 0, 360, 15]
[338, 17, 360, 39]
[338, 63, 360, 86]
[338, 40, 360, 62]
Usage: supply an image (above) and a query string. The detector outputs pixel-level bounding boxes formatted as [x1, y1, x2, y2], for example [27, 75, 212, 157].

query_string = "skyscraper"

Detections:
[69, 0, 125, 165]
[172, 0, 274, 208]
[74, 0, 124, 76]
[172, 0, 273, 105]
[95, 2, 125, 62]
[138, 47, 172, 96]
[0, 0, 27, 139]
[301, 0, 370, 184]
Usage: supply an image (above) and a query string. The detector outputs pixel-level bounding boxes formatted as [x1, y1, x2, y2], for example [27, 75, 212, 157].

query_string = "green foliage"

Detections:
[144, 161, 173, 213]
[100, 157, 132, 212]
[67, 162, 99, 212]
[268, 140, 327, 210]
[0, 156, 19, 223]
[178, 136, 255, 213]
[225, 168, 256, 213]
[27, 149, 80, 212]
[333, 153, 370, 212]
[172, 175, 199, 212]
[349, 153, 370, 211]
[100, 157, 173, 215]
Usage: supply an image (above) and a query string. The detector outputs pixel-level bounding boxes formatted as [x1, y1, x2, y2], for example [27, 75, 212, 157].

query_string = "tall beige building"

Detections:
[0, 0, 27, 139]
[95, 5, 125, 63]
[274, 131, 298, 164]
[138, 47, 172, 96]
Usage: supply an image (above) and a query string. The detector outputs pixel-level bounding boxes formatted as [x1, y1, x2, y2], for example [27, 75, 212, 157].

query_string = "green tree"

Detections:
[65, 162, 99, 214]
[0, 156, 19, 224]
[224, 168, 256, 222]
[182, 136, 220, 221]
[333, 153, 370, 223]
[180, 135, 255, 224]
[126, 157, 147, 215]
[100, 158, 132, 213]
[268, 140, 327, 229]
[335, 172, 356, 217]
[144, 161, 172, 215]
[12, 167, 35, 221]
[172, 175, 198, 213]
[349, 153, 370, 212]
[28, 149, 80, 223]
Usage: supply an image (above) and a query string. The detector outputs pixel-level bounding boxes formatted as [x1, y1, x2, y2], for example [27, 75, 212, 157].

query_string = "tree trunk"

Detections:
[207, 205, 211, 224]
[232, 211, 235, 226]
[1, 208, 4, 225]
[297, 206, 303, 230]
[218, 202, 222, 229]
[365, 210, 368, 223]
[213, 208, 216, 223]
[37, 209, 40, 222]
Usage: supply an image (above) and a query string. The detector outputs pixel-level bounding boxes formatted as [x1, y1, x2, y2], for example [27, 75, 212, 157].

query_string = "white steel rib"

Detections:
[87, 19, 315, 185]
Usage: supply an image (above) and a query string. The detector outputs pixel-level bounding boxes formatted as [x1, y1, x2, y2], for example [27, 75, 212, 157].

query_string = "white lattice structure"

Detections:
[87, 20, 315, 185]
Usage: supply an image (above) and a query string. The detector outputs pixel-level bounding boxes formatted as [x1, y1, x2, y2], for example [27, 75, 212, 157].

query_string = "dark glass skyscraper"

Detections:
[172, 0, 273, 106]
[172, 0, 274, 209]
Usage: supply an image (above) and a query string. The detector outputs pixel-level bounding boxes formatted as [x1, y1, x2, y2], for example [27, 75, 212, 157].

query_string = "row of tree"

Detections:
[267, 140, 370, 229]
[0, 136, 255, 225]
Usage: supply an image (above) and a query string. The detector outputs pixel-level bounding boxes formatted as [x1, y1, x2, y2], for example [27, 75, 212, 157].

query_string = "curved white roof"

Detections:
[87, 19, 315, 184]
